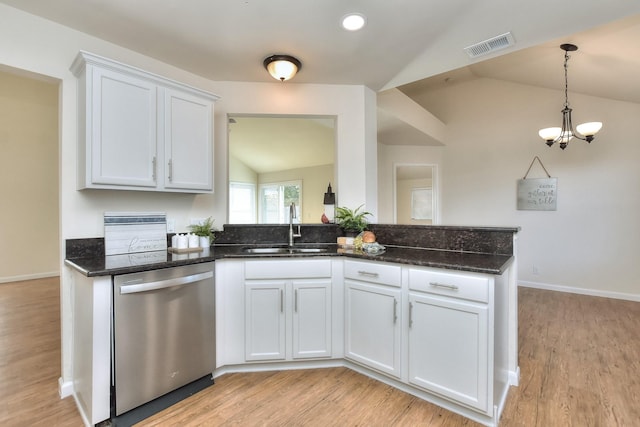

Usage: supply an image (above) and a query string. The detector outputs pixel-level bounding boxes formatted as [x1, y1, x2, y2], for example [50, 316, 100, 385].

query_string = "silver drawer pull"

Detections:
[358, 270, 379, 278]
[429, 282, 459, 291]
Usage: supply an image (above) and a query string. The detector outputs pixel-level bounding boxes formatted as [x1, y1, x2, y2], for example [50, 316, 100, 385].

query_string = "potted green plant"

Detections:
[188, 217, 215, 247]
[335, 205, 371, 236]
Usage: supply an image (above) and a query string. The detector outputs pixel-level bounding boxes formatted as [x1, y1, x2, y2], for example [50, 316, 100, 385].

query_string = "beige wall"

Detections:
[396, 178, 433, 225]
[0, 70, 59, 282]
[229, 154, 258, 184]
[259, 164, 334, 223]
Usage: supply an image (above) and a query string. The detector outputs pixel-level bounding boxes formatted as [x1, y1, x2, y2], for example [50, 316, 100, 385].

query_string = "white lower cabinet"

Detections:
[217, 257, 504, 424]
[292, 281, 333, 359]
[244, 259, 332, 362]
[343, 260, 402, 377]
[408, 292, 490, 413]
[245, 280, 287, 361]
[407, 267, 494, 415]
[344, 281, 402, 378]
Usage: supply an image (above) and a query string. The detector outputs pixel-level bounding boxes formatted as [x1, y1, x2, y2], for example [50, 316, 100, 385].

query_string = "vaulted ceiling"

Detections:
[3, 1, 640, 150]
[2, 0, 639, 92]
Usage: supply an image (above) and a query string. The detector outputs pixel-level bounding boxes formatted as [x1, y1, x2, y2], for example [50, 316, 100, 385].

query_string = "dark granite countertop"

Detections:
[65, 224, 518, 277]
[65, 243, 514, 277]
[64, 248, 218, 277]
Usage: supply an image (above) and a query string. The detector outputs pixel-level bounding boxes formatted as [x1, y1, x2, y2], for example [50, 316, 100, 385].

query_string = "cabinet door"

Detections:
[163, 89, 213, 191]
[345, 280, 401, 378]
[408, 292, 491, 414]
[91, 67, 158, 187]
[245, 281, 286, 361]
[292, 280, 332, 359]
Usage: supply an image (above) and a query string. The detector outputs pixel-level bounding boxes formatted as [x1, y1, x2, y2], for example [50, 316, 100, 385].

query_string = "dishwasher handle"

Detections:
[120, 271, 213, 294]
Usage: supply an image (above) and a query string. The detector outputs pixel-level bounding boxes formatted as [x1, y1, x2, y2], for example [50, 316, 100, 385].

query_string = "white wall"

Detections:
[377, 144, 443, 223]
[0, 70, 59, 282]
[0, 3, 377, 392]
[410, 77, 640, 300]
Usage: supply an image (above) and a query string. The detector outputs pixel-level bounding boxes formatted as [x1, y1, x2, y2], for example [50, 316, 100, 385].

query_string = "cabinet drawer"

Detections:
[245, 259, 331, 279]
[344, 260, 401, 287]
[408, 268, 490, 303]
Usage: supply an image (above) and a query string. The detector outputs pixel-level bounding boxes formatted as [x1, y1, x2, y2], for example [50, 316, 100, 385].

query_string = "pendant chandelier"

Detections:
[538, 44, 602, 150]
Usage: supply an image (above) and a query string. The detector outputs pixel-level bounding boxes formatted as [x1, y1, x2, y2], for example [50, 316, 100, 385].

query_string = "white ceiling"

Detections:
[3, 1, 640, 150]
[2, 0, 640, 92]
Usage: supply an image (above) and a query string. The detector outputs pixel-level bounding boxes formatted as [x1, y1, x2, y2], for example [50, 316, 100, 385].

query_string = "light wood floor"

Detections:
[0, 279, 638, 426]
[0, 277, 83, 426]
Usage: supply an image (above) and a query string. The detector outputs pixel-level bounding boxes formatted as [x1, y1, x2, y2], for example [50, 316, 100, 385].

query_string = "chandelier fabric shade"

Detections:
[263, 55, 301, 82]
[538, 44, 602, 150]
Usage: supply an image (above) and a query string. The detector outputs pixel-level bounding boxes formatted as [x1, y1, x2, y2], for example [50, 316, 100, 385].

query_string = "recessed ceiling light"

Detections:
[341, 13, 366, 31]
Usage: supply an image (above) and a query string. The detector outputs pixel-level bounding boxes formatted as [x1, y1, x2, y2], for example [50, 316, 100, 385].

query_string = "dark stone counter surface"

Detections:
[65, 224, 518, 277]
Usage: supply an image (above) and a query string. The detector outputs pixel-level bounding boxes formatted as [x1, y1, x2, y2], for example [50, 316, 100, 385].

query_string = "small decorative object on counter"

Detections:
[176, 234, 188, 249]
[187, 216, 215, 247]
[322, 183, 336, 223]
[335, 205, 371, 236]
[188, 233, 199, 248]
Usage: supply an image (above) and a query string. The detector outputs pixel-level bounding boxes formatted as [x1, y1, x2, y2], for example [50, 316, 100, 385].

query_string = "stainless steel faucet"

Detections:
[289, 202, 302, 247]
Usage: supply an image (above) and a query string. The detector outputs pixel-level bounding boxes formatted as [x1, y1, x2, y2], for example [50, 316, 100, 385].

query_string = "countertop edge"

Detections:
[65, 245, 514, 277]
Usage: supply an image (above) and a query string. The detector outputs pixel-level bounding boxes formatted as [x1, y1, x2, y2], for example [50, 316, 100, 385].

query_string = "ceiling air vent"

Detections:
[464, 32, 515, 58]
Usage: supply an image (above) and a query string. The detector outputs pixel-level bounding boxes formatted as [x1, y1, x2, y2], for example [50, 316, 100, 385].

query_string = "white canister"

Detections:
[171, 234, 178, 248]
[188, 233, 200, 248]
[176, 234, 188, 249]
[199, 236, 210, 248]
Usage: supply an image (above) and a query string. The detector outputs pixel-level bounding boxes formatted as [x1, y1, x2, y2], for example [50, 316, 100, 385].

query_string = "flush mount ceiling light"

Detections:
[263, 55, 301, 82]
[341, 13, 366, 31]
[538, 44, 602, 150]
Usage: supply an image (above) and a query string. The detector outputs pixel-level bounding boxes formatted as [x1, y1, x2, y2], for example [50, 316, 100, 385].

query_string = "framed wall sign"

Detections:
[517, 156, 557, 211]
[517, 178, 557, 210]
[411, 188, 433, 219]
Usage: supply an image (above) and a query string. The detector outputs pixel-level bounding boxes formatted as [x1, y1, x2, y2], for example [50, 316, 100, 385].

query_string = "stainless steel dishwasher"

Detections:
[112, 262, 215, 416]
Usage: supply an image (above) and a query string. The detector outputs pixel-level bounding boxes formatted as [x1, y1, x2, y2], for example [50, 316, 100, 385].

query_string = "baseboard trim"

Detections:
[508, 366, 520, 387]
[519, 280, 640, 302]
[58, 377, 74, 399]
[0, 271, 59, 284]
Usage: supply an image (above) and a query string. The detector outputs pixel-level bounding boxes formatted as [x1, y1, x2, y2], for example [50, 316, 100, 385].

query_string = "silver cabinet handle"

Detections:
[429, 282, 459, 291]
[393, 298, 397, 323]
[295, 289, 298, 313]
[120, 271, 213, 294]
[358, 270, 379, 278]
[152, 156, 157, 181]
[168, 159, 173, 182]
[409, 302, 413, 328]
[280, 289, 284, 313]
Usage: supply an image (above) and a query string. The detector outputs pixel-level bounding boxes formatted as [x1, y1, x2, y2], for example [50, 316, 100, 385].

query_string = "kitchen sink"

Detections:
[242, 247, 328, 254]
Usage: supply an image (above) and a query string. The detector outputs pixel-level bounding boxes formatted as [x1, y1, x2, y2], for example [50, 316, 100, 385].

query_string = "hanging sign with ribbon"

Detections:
[517, 156, 557, 211]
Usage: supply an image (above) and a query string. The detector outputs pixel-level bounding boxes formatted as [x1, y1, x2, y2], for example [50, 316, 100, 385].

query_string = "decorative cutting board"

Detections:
[104, 212, 167, 255]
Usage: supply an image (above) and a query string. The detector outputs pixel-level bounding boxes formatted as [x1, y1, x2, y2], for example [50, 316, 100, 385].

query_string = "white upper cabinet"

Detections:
[163, 89, 213, 191]
[71, 51, 219, 193]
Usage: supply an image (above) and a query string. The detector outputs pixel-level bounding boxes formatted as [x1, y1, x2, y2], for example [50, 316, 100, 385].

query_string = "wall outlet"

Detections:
[532, 265, 539, 275]
[166, 219, 175, 233]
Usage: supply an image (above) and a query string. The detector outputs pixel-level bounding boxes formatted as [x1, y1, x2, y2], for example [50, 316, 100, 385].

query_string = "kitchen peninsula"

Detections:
[65, 224, 519, 427]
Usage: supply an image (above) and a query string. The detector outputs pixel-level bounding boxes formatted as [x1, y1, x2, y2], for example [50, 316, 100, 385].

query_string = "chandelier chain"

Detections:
[563, 51, 570, 108]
